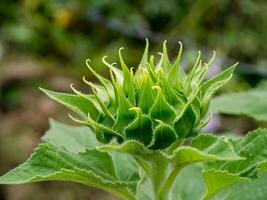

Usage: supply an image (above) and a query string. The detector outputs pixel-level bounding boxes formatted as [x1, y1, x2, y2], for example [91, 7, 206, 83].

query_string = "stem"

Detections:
[133, 154, 170, 200]
[84, 181, 136, 200]
[119, 189, 137, 200]
[156, 166, 183, 200]
[165, 139, 184, 155]
[133, 156, 152, 178]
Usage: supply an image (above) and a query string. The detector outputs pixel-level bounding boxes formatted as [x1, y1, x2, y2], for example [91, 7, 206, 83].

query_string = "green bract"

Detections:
[42, 40, 236, 149]
[4, 40, 267, 200]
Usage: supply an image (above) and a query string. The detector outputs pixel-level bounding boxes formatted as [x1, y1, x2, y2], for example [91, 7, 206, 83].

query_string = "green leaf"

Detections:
[40, 88, 100, 120]
[0, 142, 136, 200]
[0, 121, 141, 199]
[169, 134, 243, 167]
[257, 161, 267, 173]
[209, 173, 267, 200]
[111, 152, 139, 183]
[110, 152, 140, 193]
[169, 147, 240, 168]
[45, 120, 139, 190]
[136, 173, 154, 200]
[211, 88, 267, 121]
[97, 140, 150, 157]
[201, 63, 237, 103]
[47, 120, 140, 186]
[191, 134, 242, 159]
[202, 170, 250, 200]
[170, 165, 205, 200]
[217, 128, 267, 178]
[42, 119, 100, 153]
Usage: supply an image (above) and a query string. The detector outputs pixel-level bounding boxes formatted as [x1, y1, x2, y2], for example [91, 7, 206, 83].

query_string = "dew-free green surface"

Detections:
[0, 120, 139, 200]
[211, 89, 267, 121]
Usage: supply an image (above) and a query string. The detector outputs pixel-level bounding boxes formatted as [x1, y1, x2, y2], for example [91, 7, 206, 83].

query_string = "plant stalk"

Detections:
[156, 166, 183, 200]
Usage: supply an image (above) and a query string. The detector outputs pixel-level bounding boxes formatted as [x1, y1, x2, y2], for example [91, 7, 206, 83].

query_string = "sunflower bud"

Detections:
[43, 40, 237, 150]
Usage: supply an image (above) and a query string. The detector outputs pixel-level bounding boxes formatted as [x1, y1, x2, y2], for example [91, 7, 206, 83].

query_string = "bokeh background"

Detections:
[0, 0, 267, 199]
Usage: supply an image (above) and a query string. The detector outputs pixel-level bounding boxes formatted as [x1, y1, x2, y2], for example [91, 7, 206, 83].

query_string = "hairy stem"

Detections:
[133, 156, 153, 178]
[119, 189, 137, 200]
[156, 166, 184, 200]
[134, 154, 170, 200]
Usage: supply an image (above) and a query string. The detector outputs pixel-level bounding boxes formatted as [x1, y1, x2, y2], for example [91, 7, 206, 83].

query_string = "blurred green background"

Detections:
[0, 0, 267, 199]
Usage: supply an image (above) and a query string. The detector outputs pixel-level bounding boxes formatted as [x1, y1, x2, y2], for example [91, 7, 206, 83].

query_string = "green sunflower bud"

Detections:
[42, 40, 237, 150]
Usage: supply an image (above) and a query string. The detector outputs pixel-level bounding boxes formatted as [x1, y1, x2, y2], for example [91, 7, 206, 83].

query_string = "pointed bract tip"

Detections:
[163, 40, 167, 45]
[206, 50, 216, 66]
[152, 85, 161, 91]
[69, 84, 77, 93]
[68, 114, 84, 124]
[129, 107, 142, 114]
[129, 107, 142, 118]
[39, 87, 46, 92]
[85, 59, 95, 73]
[155, 119, 164, 124]
[130, 67, 134, 73]
[39, 87, 51, 95]
[69, 83, 83, 96]
[102, 55, 108, 61]
[86, 58, 91, 64]
[102, 56, 117, 68]
[82, 76, 91, 86]
[178, 41, 183, 50]
[119, 47, 125, 54]
[102, 56, 111, 66]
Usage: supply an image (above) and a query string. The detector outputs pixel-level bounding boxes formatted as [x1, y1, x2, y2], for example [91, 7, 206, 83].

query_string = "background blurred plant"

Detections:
[1, 0, 267, 72]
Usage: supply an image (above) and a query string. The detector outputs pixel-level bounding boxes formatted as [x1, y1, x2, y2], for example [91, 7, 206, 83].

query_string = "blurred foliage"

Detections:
[211, 80, 267, 121]
[0, 0, 267, 69]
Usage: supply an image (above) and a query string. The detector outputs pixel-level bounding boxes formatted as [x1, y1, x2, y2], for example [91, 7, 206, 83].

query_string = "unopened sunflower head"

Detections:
[44, 40, 237, 150]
